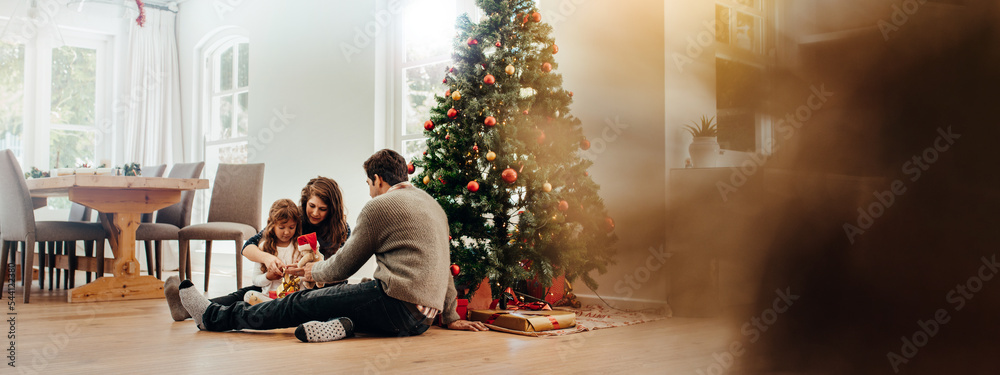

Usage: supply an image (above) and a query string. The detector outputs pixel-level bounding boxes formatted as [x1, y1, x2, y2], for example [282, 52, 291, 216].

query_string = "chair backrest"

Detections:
[68, 203, 92, 222]
[0, 149, 36, 241]
[155, 162, 206, 228]
[207, 163, 265, 231]
[140, 164, 168, 223]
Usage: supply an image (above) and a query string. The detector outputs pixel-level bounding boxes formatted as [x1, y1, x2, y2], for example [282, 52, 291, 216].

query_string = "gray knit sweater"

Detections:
[311, 184, 460, 324]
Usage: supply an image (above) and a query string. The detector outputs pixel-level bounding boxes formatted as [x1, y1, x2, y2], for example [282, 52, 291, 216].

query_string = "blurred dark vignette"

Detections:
[730, 0, 1000, 373]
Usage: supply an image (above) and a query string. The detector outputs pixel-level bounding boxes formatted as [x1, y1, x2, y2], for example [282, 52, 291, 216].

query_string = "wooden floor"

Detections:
[8, 269, 733, 374]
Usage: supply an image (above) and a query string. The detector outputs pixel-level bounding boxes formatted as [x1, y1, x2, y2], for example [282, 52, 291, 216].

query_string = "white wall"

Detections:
[176, 0, 381, 277]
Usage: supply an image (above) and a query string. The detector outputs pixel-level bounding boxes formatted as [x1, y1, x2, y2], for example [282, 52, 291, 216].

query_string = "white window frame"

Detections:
[1, 25, 114, 172]
[191, 27, 249, 227]
[383, 0, 479, 158]
[715, 0, 775, 155]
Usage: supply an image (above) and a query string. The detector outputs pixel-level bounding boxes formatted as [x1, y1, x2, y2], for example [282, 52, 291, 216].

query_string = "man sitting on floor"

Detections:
[168, 149, 488, 342]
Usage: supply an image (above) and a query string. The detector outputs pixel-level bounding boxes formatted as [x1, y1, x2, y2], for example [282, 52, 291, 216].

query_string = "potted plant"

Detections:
[684, 115, 719, 168]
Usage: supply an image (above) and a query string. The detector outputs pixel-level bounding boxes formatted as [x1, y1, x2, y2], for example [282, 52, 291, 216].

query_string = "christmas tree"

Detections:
[412, 0, 617, 300]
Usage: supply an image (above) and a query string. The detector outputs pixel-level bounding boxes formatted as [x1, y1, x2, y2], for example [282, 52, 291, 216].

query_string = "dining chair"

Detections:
[178, 163, 264, 290]
[44, 203, 95, 290]
[140, 164, 167, 224]
[0, 149, 107, 303]
[136, 162, 205, 279]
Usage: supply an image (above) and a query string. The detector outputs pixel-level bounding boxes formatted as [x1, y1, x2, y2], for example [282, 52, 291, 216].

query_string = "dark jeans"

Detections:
[210, 286, 261, 306]
[209, 281, 348, 306]
[202, 280, 430, 336]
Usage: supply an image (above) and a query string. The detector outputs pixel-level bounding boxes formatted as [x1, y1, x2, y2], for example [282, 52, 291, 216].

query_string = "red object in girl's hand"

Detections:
[269, 291, 277, 299]
[297, 232, 318, 253]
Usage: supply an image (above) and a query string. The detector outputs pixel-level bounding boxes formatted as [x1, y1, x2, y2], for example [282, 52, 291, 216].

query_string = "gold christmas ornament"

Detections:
[486, 151, 497, 161]
[542, 182, 552, 192]
[452, 91, 462, 101]
[505, 64, 515, 75]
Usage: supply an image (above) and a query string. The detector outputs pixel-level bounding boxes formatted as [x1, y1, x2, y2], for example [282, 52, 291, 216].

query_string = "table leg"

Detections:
[69, 212, 164, 302]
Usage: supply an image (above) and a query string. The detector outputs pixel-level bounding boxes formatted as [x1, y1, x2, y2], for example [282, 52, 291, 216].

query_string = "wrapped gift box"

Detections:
[468, 309, 576, 332]
[456, 298, 469, 320]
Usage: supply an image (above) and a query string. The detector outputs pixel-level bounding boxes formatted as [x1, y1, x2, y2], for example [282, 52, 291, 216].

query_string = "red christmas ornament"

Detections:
[569, 91, 574, 97]
[605, 217, 616, 232]
[447, 108, 458, 118]
[423, 151, 427, 155]
[484, 74, 496, 85]
[467, 180, 480, 192]
[407, 163, 415, 174]
[442, 78, 447, 83]
[519, 259, 533, 271]
[552, 44, 559, 54]
[484, 116, 497, 127]
[541, 62, 552, 73]
[445, 89, 451, 97]
[585, 171, 590, 176]
[501, 168, 518, 183]
[424, 120, 434, 131]
[531, 12, 541, 22]
[558, 200, 569, 211]
[450, 264, 461, 276]
[449, 67, 455, 73]
[473, 144, 479, 152]
[522, 110, 529, 115]
[536, 130, 547, 144]
[467, 38, 478, 46]
[495, 41, 502, 47]
[445, 134, 450, 140]
[580, 139, 591, 150]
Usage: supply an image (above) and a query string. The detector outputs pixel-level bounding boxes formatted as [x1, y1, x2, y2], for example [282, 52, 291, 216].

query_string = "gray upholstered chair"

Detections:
[0, 150, 107, 303]
[140, 164, 167, 224]
[136, 162, 205, 279]
[44, 203, 95, 289]
[178, 163, 264, 290]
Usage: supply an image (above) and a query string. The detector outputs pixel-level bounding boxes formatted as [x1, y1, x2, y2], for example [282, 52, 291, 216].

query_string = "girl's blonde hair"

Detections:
[259, 199, 301, 273]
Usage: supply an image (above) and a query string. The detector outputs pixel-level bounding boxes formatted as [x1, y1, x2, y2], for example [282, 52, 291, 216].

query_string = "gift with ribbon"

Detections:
[468, 309, 576, 333]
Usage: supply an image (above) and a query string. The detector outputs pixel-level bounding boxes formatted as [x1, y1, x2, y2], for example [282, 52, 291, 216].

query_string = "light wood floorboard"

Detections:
[9, 270, 732, 374]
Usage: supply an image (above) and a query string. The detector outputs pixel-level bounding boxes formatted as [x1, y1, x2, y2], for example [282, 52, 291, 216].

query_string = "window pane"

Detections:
[236, 92, 248, 137]
[219, 46, 233, 91]
[403, 138, 427, 167]
[403, 0, 456, 63]
[734, 0, 760, 10]
[715, 5, 730, 44]
[237, 43, 249, 88]
[215, 94, 233, 140]
[0, 42, 25, 160]
[206, 142, 248, 165]
[50, 129, 96, 168]
[51, 46, 96, 126]
[404, 61, 449, 136]
[736, 12, 760, 52]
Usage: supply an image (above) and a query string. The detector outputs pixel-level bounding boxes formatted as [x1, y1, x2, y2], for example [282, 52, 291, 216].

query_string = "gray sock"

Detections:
[295, 318, 354, 343]
[164, 276, 191, 321]
[178, 280, 212, 330]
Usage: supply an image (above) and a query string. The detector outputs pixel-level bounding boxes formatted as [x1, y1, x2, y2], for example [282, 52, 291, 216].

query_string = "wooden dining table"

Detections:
[27, 175, 209, 302]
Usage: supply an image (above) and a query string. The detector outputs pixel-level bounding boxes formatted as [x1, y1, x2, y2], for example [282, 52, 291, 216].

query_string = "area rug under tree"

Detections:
[484, 304, 670, 337]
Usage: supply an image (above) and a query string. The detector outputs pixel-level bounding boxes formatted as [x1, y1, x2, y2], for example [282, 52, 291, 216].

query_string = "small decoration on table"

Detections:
[123, 163, 142, 176]
[23, 167, 50, 179]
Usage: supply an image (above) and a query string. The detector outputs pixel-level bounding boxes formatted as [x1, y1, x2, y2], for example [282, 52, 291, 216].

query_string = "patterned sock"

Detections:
[178, 280, 211, 330]
[244, 290, 273, 306]
[164, 276, 190, 321]
[295, 318, 354, 343]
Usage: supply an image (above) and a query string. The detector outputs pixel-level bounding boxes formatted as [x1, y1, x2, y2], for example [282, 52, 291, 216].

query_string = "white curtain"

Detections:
[122, 8, 184, 270]
[122, 9, 183, 167]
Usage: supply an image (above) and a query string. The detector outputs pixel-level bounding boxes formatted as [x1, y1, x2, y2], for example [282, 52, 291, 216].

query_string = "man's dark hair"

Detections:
[363, 149, 408, 186]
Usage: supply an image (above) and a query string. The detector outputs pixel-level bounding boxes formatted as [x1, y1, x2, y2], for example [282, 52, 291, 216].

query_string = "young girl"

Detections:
[248, 199, 302, 299]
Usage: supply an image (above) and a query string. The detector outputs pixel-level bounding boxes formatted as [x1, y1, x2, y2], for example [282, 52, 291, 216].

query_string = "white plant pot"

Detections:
[689, 136, 720, 168]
